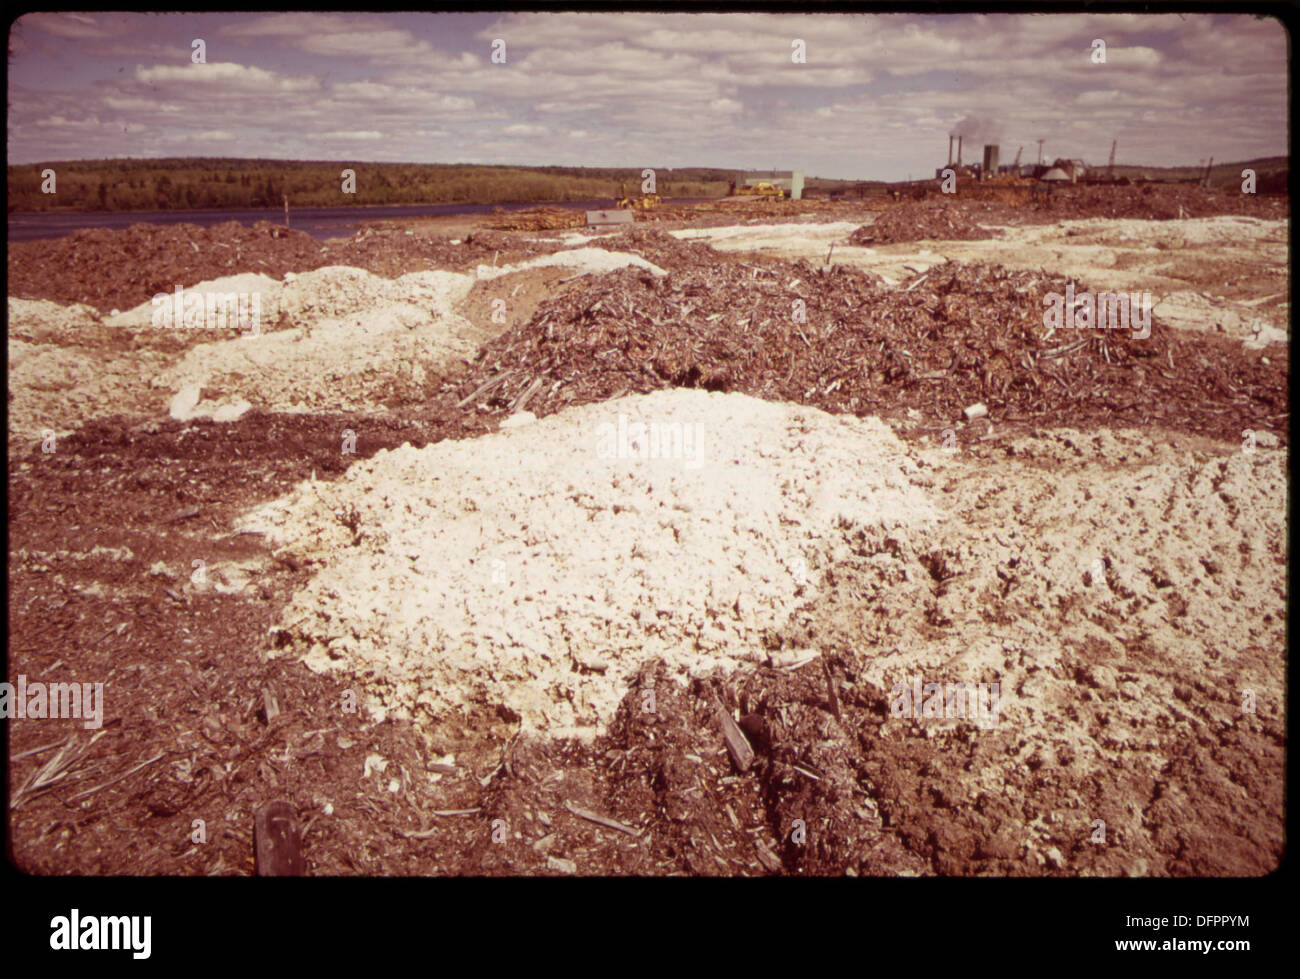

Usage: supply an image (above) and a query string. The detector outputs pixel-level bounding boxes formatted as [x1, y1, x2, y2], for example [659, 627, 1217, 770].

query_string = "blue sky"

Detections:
[7, 11, 1288, 180]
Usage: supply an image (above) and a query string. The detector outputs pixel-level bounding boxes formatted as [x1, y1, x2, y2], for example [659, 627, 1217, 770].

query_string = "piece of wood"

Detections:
[511, 375, 546, 413]
[65, 748, 162, 804]
[754, 840, 783, 873]
[769, 649, 819, 670]
[254, 801, 306, 876]
[713, 696, 755, 772]
[822, 659, 842, 721]
[455, 369, 514, 408]
[11, 737, 69, 762]
[564, 800, 642, 837]
[261, 687, 280, 724]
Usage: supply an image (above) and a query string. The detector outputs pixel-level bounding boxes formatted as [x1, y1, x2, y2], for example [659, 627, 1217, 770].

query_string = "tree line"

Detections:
[6, 159, 759, 212]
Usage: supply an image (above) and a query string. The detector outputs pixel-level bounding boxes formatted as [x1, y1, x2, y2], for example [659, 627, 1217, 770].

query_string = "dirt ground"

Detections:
[6, 187, 1288, 876]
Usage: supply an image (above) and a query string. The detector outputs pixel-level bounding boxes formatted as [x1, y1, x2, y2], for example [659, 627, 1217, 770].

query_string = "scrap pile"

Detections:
[454, 238, 1287, 443]
[484, 207, 588, 231]
[326, 228, 550, 275]
[848, 184, 1289, 245]
[647, 197, 878, 227]
[583, 227, 763, 271]
[6, 221, 325, 313]
[1036, 182, 1288, 221]
[850, 202, 1005, 245]
[6, 221, 563, 313]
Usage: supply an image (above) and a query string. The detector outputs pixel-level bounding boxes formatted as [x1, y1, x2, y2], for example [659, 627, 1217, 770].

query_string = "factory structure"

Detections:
[936, 134, 1111, 184]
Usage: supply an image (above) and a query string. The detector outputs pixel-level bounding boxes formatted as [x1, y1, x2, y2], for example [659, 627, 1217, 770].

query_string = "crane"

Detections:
[1108, 139, 1117, 176]
[1013, 146, 1023, 169]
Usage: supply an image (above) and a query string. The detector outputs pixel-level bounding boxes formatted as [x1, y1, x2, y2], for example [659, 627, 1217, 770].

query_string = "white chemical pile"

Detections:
[105, 272, 285, 329]
[8, 297, 103, 341]
[671, 222, 863, 252]
[8, 297, 173, 440]
[160, 266, 478, 412]
[241, 389, 941, 737]
[477, 247, 666, 280]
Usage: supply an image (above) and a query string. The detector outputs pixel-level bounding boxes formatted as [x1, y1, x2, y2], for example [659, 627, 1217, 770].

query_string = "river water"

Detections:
[7, 198, 713, 243]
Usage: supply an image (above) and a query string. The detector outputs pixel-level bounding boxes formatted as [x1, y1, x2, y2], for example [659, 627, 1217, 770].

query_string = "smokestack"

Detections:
[957, 136, 962, 167]
[983, 144, 999, 179]
[948, 135, 954, 167]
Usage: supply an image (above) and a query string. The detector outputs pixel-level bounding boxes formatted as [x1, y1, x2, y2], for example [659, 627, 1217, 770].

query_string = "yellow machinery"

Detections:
[616, 182, 661, 210]
[735, 181, 786, 199]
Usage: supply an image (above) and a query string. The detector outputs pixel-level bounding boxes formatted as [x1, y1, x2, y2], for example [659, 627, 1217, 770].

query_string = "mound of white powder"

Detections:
[240, 389, 940, 737]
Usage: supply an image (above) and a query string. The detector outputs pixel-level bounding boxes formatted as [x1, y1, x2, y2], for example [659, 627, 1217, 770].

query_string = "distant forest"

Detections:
[14, 155, 1268, 213]
[7, 159, 766, 212]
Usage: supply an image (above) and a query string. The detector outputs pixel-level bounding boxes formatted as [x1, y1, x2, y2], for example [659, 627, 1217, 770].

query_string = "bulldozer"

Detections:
[733, 180, 786, 199]
[616, 182, 661, 211]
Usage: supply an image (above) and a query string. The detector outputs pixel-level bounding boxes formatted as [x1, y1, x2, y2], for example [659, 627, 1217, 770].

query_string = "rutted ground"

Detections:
[238, 392, 1286, 874]
[809, 426, 1286, 875]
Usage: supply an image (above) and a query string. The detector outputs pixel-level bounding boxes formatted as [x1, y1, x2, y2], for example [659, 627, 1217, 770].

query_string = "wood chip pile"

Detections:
[6, 221, 555, 313]
[850, 202, 1004, 245]
[455, 235, 1287, 444]
[850, 185, 1288, 245]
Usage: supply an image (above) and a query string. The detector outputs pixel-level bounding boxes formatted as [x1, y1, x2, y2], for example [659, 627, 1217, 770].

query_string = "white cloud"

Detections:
[502, 123, 549, 136]
[18, 12, 121, 40]
[135, 62, 320, 93]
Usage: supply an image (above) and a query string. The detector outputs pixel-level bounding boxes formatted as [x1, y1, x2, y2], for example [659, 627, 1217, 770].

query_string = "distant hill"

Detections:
[7, 156, 1282, 213]
[6, 159, 748, 213]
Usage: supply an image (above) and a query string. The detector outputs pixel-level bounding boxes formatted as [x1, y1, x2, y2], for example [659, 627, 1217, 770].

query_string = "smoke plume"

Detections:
[949, 116, 1003, 144]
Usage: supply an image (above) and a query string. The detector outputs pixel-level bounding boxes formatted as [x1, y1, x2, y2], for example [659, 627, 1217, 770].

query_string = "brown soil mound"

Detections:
[6, 220, 323, 314]
[588, 226, 761, 270]
[850, 185, 1288, 244]
[1041, 182, 1288, 221]
[453, 247, 1287, 446]
[851, 201, 1004, 245]
[6, 222, 552, 314]
[327, 228, 548, 277]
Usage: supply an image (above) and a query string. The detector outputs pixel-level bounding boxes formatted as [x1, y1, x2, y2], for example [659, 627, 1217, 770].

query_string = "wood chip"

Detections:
[713, 696, 755, 772]
[754, 840, 783, 873]
[822, 658, 842, 721]
[564, 800, 642, 837]
[254, 801, 306, 876]
[261, 687, 280, 724]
